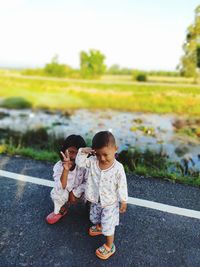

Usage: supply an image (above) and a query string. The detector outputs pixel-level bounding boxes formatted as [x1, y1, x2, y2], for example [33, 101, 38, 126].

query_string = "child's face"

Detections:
[94, 145, 117, 166]
[65, 146, 78, 164]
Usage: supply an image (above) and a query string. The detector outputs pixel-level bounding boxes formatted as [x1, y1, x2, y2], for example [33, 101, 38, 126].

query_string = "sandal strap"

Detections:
[98, 245, 108, 255]
[59, 203, 68, 215]
[91, 225, 102, 232]
[98, 244, 114, 255]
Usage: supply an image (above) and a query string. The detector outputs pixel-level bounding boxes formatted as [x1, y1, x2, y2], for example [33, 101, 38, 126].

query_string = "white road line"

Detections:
[0, 169, 54, 187]
[128, 197, 200, 220]
[1, 169, 200, 220]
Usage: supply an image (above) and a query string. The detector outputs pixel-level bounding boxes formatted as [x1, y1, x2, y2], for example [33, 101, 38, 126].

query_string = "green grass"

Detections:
[118, 148, 200, 187]
[134, 164, 200, 187]
[147, 75, 194, 84]
[1, 71, 199, 186]
[1, 143, 200, 187]
[0, 144, 58, 162]
[0, 72, 200, 114]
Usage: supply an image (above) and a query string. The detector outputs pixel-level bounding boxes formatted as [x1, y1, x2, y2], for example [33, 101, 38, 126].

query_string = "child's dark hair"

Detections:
[60, 134, 86, 159]
[92, 131, 116, 149]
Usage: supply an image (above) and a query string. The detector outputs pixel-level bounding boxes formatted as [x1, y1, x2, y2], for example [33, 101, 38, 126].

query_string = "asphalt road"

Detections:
[1, 155, 200, 267]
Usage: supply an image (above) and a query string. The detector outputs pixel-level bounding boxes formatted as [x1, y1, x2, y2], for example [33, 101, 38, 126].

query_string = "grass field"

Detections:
[0, 70, 200, 115]
[0, 70, 200, 186]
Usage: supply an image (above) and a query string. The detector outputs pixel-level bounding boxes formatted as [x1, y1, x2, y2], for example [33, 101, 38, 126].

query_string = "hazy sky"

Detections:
[0, 0, 199, 70]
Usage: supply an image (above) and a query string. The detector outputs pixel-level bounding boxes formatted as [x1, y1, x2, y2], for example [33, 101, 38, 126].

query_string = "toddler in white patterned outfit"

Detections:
[76, 131, 128, 260]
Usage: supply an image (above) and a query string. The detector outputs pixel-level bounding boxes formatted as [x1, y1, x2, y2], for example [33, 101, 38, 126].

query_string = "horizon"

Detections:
[0, 63, 180, 72]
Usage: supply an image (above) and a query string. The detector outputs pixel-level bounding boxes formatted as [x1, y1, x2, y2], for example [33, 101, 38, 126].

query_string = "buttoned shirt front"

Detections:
[76, 149, 128, 207]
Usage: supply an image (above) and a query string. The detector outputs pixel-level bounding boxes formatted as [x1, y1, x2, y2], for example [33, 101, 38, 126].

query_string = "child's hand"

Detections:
[119, 201, 127, 213]
[60, 150, 72, 171]
[81, 147, 95, 155]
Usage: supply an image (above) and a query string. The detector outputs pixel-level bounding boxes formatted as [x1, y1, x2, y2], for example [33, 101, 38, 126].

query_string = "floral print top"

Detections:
[53, 160, 86, 198]
[76, 148, 128, 207]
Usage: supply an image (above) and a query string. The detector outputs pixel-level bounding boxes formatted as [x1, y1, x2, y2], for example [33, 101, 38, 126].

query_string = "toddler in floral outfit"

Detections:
[76, 131, 128, 260]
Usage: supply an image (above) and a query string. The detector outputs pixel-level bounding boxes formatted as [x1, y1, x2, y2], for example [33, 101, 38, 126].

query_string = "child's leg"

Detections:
[106, 235, 114, 249]
[95, 234, 116, 260]
[51, 187, 69, 214]
[46, 188, 69, 224]
[69, 191, 78, 205]
[89, 203, 102, 236]
[89, 203, 102, 225]
[101, 202, 119, 239]
[95, 202, 119, 259]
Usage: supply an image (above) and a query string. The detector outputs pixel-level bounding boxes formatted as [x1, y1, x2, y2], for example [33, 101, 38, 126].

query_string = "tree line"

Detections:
[22, 50, 107, 79]
[22, 4, 200, 81]
[22, 51, 178, 82]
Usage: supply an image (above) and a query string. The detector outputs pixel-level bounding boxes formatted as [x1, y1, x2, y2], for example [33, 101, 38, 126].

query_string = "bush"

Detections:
[21, 128, 49, 149]
[118, 148, 168, 173]
[136, 73, 147, 82]
[44, 55, 71, 78]
[148, 70, 179, 77]
[21, 68, 45, 76]
[0, 128, 65, 157]
[44, 63, 68, 78]
[132, 70, 147, 82]
[1, 97, 32, 109]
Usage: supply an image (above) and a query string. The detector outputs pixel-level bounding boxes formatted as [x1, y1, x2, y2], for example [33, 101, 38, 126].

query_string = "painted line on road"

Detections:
[128, 197, 200, 220]
[0, 169, 54, 187]
[1, 169, 200, 220]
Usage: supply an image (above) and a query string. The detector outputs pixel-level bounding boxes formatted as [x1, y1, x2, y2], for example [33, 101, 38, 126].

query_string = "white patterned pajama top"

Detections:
[76, 148, 128, 236]
[50, 160, 86, 214]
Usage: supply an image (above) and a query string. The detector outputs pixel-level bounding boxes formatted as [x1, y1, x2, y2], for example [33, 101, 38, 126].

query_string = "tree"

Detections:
[44, 55, 71, 77]
[179, 5, 200, 79]
[80, 49, 106, 79]
[107, 64, 132, 75]
[107, 64, 121, 74]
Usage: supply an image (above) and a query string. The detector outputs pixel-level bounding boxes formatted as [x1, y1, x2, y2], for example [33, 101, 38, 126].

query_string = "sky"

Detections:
[0, 0, 199, 70]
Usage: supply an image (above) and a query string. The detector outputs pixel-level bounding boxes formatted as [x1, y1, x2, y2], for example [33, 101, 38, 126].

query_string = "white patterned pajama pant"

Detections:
[90, 202, 119, 236]
[50, 187, 69, 214]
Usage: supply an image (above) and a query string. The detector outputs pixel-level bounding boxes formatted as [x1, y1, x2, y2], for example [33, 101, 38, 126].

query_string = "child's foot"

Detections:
[89, 224, 102, 236]
[95, 243, 116, 260]
[46, 205, 68, 224]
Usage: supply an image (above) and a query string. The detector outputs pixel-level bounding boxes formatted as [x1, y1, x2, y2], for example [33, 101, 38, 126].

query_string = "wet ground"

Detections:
[0, 108, 200, 171]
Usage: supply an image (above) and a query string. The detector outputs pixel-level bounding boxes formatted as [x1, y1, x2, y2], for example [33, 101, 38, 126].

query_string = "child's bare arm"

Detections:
[117, 166, 128, 212]
[60, 150, 72, 189]
[119, 201, 127, 213]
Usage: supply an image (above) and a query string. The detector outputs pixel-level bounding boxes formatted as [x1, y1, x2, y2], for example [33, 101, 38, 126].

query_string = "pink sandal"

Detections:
[46, 205, 68, 224]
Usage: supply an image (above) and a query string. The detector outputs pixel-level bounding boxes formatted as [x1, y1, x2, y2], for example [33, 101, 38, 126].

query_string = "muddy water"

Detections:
[0, 108, 200, 171]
